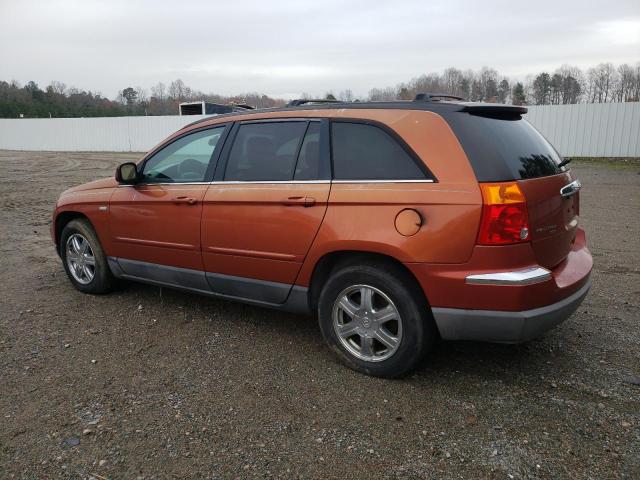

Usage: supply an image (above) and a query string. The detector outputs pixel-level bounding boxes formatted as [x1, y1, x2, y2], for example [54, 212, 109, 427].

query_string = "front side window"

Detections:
[331, 122, 427, 180]
[141, 126, 225, 183]
[224, 122, 308, 181]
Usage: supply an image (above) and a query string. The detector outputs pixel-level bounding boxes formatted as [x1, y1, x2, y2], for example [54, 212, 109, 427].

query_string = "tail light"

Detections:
[477, 182, 530, 245]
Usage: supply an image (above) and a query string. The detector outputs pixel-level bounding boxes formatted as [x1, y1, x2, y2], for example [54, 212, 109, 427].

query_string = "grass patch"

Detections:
[569, 157, 640, 168]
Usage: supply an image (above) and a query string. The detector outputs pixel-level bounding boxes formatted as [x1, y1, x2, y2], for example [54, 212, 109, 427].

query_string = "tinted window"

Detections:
[331, 122, 426, 180]
[294, 122, 321, 180]
[225, 122, 307, 181]
[445, 113, 566, 181]
[142, 127, 224, 183]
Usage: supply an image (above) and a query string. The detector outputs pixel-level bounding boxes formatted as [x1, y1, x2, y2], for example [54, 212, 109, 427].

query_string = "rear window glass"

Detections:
[331, 122, 427, 180]
[446, 113, 566, 182]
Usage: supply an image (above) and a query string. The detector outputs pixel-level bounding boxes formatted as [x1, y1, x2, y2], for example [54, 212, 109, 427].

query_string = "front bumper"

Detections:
[431, 278, 591, 343]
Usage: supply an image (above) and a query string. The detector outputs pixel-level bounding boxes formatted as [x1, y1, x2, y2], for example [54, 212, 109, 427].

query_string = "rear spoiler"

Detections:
[461, 104, 528, 115]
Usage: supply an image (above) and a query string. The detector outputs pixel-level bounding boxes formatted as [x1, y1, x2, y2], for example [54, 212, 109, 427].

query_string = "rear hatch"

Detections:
[445, 106, 579, 269]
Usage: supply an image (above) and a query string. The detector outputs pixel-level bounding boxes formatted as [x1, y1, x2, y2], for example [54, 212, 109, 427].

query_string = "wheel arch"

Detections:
[54, 211, 92, 253]
[307, 250, 431, 314]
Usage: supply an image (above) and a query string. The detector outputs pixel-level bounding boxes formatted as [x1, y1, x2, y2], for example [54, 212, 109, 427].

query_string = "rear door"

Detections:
[200, 119, 330, 303]
[445, 111, 579, 268]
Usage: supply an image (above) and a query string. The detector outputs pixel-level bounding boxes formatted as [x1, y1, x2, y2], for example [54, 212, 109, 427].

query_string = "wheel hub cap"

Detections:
[332, 285, 403, 362]
[65, 233, 96, 285]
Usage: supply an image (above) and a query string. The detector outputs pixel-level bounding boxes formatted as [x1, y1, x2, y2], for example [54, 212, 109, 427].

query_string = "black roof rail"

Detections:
[286, 98, 342, 107]
[231, 103, 255, 110]
[414, 93, 465, 102]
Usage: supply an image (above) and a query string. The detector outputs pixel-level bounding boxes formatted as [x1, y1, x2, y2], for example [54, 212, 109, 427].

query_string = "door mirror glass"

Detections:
[116, 162, 138, 184]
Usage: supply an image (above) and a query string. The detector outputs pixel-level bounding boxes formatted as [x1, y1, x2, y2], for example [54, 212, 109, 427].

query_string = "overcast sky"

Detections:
[1, 0, 639, 99]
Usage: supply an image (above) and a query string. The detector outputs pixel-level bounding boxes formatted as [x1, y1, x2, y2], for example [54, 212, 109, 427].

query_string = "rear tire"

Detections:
[317, 261, 436, 378]
[60, 219, 114, 294]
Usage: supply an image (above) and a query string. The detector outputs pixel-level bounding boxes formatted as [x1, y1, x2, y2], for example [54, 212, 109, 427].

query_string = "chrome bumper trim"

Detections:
[465, 267, 552, 286]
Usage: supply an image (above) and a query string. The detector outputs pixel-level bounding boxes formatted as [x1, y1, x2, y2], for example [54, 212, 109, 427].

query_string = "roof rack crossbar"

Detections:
[286, 99, 342, 107]
[414, 93, 465, 102]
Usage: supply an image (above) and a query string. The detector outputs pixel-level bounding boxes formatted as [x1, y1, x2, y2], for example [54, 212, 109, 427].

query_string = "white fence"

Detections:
[0, 115, 207, 152]
[0, 103, 638, 156]
[524, 103, 640, 157]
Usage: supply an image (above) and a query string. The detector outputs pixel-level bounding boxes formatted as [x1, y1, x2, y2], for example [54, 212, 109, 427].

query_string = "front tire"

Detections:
[317, 262, 436, 378]
[60, 219, 114, 294]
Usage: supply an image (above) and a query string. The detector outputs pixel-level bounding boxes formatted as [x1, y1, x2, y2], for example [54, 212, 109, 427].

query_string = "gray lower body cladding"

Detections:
[431, 279, 591, 343]
[108, 257, 590, 344]
[107, 257, 310, 314]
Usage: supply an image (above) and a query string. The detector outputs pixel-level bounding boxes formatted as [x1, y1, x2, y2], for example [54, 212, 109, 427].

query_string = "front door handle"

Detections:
[172, 196, 198, 205]
[282, 196, 316, 207]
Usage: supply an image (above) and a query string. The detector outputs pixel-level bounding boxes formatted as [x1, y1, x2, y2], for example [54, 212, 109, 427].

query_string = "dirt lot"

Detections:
[0, 151, 638, 479]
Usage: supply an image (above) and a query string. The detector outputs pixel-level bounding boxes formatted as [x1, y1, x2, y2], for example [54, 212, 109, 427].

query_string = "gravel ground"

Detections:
[0, 151, 638, 479]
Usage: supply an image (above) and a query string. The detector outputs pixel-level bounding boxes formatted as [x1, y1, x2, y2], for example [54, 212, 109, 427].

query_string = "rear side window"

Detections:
[331, 122, 427, 180]
[225, 122, 307, 181]
[445, 113, 566, 181]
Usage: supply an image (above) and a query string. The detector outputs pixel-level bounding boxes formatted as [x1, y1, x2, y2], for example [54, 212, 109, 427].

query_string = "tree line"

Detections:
[0, 78, 287, 118]
[361, 62, 640, 105]
[1, 61, 638, 118]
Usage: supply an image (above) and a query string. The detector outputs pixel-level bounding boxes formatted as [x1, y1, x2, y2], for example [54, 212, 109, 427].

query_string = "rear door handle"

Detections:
[282, 196, 316, 207]
[172, 196, 198, 205]
[560, 179, 581, 199]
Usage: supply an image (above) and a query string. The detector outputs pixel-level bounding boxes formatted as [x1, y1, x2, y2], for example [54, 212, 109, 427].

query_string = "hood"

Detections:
[61, 177, 118, 196]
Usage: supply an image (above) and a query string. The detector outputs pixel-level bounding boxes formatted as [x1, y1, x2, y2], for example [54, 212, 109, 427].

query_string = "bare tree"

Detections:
[49, 81, 67, 95]
[587, 63, 617, 103]
[168, 79, 187, 101]
[442, 67, 465, 97]
[338, 89, 353, 102]
[497, 78, 510, 104]
[616, 64, 636, 102]
[150, 82, 167, 101]
[368, 87, 397, 101]
[478, 67, 498, 101]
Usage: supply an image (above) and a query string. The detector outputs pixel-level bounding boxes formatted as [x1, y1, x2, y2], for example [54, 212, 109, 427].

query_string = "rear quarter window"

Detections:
[445, 113, 566, 182]
[331, 122, 428, 180]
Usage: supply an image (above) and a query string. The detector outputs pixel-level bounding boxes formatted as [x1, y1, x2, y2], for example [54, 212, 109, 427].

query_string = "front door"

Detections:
[109, 125, 227, 278]
[201, 119, 330, 303]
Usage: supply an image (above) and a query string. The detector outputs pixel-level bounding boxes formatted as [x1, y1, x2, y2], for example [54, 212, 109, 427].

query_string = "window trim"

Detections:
[213, 118, 331, 182]
[136, 123, 231, 185]
[329, 118, 437, 182]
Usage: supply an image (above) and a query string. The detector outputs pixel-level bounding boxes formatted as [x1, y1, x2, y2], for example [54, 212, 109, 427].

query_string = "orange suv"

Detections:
[52, 95, 592, 377]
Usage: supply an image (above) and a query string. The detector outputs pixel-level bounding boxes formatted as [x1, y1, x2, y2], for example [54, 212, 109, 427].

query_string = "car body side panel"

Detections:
[406, 229, 592, 311]
[295, 183, 481, 286]
[53, 184, 116, 253]
[294, 111, 482, 287]
[201, 182, 330, 285]
[107, 184, 209, 271]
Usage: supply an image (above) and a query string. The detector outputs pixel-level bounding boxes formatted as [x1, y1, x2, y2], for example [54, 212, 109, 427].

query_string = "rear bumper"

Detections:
[406, 228, 593, 343]
[431, 278, 591, 343]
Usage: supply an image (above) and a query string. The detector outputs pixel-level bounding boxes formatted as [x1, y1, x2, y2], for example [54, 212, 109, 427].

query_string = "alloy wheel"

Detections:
[65, 233, 96, 285]
[332, 284, 403, 362]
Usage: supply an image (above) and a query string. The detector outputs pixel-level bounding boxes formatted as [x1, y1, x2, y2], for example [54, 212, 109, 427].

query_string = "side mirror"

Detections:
[116, 162, 138, 184]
